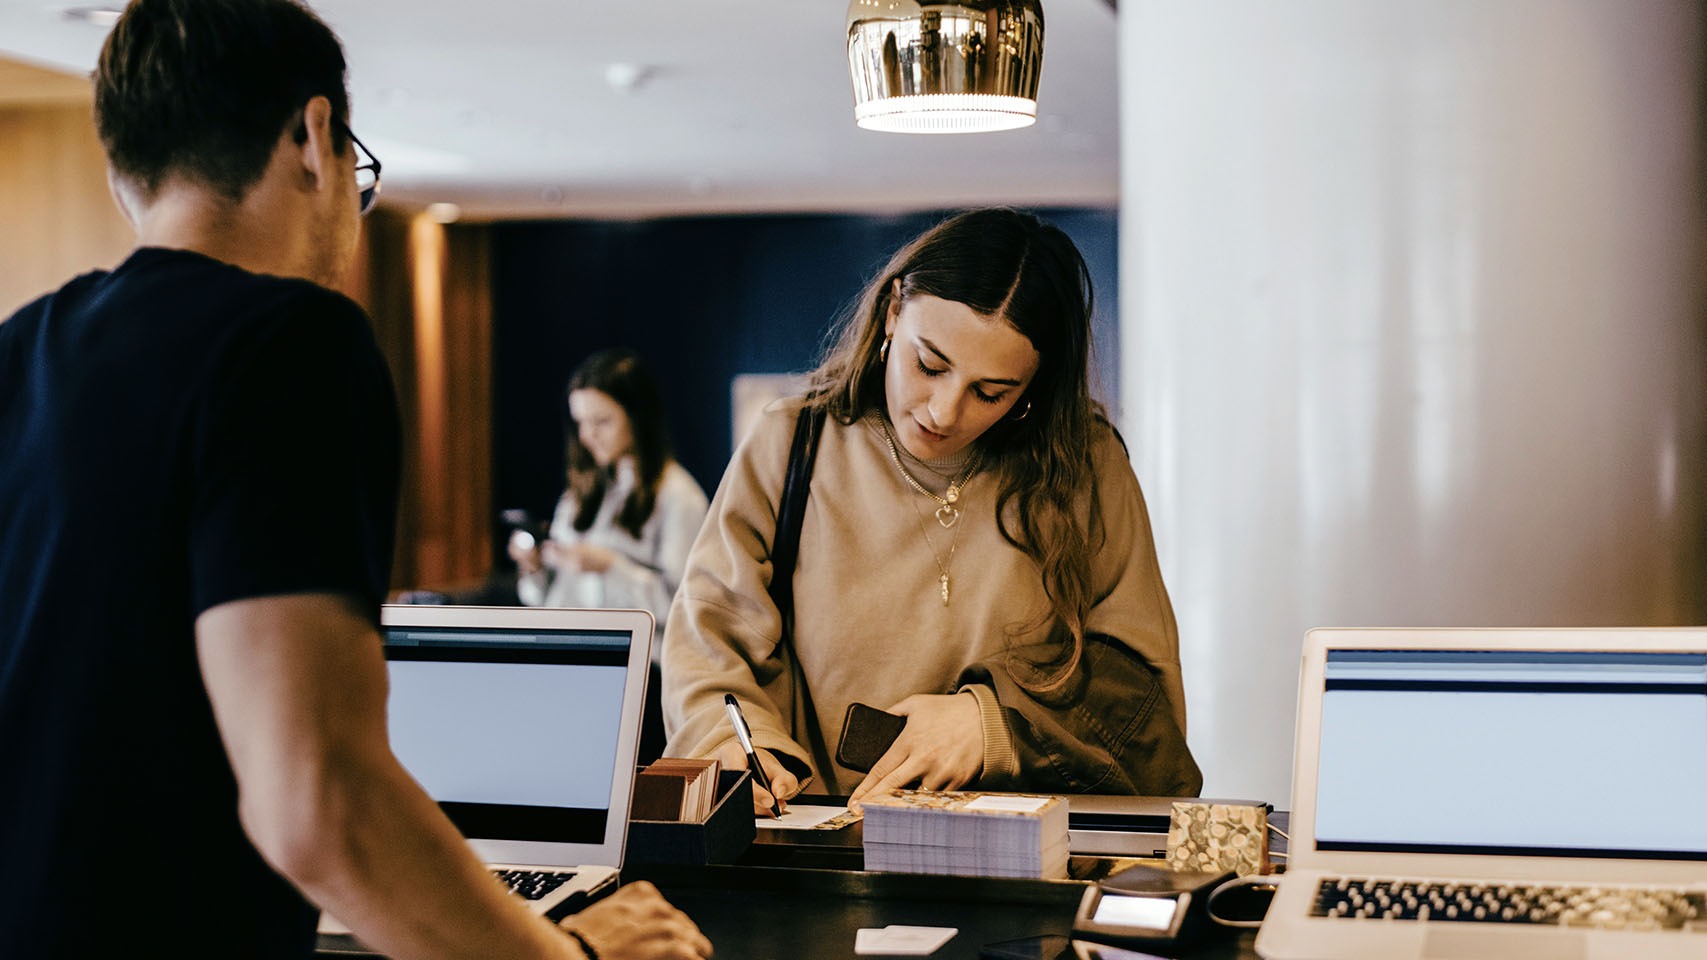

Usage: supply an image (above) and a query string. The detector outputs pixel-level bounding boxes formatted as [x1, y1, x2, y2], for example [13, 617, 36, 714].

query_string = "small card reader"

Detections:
[1071, 864, 1233, 951]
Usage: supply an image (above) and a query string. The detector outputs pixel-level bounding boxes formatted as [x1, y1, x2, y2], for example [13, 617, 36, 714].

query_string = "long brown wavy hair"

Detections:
[806, 208, 1108, 693]
[564, 349, 674, 539]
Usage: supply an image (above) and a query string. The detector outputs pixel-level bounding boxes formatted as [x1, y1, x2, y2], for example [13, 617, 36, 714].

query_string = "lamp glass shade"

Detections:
[848, 0, 1044, 134]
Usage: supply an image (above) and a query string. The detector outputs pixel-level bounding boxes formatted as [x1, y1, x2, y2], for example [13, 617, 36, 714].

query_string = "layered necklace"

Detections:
[878, 416, 985, 606]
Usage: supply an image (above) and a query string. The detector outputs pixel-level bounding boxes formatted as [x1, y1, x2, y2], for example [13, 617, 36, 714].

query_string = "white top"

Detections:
[518, 459, 708, 662]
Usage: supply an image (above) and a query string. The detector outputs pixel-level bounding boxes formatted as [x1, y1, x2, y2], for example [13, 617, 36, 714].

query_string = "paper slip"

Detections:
[758, 803, 849, 830]
[854, 925, 958, 955]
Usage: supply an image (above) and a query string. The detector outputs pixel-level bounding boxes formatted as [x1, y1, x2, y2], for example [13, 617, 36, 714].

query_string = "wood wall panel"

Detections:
[344, 211, 494, 594]
[0, 101, 133, 317]
[0, 92, 495, 596]
[437, 224, 494, 591]
[0, 57, 96, 108]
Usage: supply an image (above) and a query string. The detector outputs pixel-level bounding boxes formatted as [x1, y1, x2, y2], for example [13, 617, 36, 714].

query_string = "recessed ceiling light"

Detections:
[60, 6, 123, 28]
[604, 63, 653, 93]
[424, 202, 461, 224]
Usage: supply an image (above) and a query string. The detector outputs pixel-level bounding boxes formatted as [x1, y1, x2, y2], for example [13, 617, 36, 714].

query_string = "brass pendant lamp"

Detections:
[847, 1, 1045, 134]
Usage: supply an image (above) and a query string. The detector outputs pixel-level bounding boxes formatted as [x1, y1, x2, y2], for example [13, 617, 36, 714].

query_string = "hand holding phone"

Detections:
[836, 701, 907, 773]
[501, 508, 545, 573]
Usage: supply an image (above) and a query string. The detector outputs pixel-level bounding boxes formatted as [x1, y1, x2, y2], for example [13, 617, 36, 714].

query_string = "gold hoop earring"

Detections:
[1010, 400, 1031, 422]
[879, 335, 891, 364]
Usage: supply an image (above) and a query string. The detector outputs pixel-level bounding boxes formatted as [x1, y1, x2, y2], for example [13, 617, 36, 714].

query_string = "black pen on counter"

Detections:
[723, 693, 784, 819]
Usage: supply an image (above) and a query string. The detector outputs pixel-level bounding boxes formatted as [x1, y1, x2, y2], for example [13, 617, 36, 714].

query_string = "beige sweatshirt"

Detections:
[661, 397, 1186, 795]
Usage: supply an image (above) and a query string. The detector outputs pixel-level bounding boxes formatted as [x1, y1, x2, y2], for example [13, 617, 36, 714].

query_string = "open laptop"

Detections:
[318, 604, 652, 946]
[1257, 627, 1707, 960]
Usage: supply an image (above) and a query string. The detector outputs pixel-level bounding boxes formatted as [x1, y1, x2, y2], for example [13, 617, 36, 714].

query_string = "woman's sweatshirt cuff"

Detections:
[960, 682, 1018, 784]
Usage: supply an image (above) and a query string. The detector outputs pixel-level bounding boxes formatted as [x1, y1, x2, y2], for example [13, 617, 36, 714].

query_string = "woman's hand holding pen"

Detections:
[712, 739, 802, 817]
[848, 691, 983, 811]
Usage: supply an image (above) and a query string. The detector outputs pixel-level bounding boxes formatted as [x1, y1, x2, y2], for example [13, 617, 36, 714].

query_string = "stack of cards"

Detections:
[630, 757, 722, 822]
[861, 789, 1070, 879]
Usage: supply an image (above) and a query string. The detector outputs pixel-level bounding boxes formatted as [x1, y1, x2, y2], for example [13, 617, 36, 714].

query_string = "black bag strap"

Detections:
[768, 404, 826, 622]
[767, 402, 829, 779]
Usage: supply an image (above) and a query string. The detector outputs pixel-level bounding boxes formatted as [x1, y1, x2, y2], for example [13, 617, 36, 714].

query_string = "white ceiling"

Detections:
[0, 0, 1120, 220]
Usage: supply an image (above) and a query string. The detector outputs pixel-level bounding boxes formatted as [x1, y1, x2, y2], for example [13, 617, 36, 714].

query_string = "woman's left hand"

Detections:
[550, 542, 618, 573]
[848, 691, 983, 810]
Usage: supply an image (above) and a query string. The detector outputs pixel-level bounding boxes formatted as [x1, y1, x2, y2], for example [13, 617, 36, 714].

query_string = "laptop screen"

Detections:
[383, 615, 641, 849]
[1314, 649, 1707, 861]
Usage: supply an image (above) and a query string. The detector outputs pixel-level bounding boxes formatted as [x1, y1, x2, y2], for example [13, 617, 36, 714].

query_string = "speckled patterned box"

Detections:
[1166, 801, 1269, 877]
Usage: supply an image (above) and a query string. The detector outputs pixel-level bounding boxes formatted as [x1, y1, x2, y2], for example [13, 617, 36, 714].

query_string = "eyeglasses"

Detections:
[337, 120, 382, 215]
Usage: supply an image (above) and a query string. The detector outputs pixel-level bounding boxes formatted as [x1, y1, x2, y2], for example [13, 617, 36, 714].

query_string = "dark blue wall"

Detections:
[490, 207, 1119, 541]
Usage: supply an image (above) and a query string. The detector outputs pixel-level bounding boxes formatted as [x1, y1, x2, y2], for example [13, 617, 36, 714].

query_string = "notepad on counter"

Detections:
[759, 803, 852, 830]
[861, 789, 1069, 879]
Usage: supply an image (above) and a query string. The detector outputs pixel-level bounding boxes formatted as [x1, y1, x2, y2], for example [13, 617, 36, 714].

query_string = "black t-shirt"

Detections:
[0, 248, 400, 958]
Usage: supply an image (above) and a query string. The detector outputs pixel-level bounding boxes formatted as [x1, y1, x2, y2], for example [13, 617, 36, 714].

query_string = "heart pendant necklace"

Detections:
[879, 416, 983, 604]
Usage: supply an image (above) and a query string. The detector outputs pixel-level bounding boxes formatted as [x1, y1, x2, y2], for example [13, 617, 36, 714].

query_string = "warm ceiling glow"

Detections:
[855, 94, 1037, 134]
[846, 0, 1043, 136]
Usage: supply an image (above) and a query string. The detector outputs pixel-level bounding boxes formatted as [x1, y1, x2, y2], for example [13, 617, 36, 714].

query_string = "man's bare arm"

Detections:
[195, 593, 705, 960]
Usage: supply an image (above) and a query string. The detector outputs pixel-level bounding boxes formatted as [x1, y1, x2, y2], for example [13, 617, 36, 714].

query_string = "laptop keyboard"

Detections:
[493, 868, 577, 901]
[1313, 878, 1707, 931]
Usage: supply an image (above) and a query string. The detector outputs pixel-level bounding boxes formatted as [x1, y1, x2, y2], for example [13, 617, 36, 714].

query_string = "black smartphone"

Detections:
[836, 701, 907, 773]
[980, 937, 1167, 960]
[979, 934, 1072, 960]
[499, 508, 545, 551]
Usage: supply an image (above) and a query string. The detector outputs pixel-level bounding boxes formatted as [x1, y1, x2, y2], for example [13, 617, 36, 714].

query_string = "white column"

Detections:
[1120, 0, 1705, 803]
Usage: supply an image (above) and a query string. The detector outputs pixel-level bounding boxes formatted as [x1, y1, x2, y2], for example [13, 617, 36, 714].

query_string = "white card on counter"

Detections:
[854, 925, 958, 955]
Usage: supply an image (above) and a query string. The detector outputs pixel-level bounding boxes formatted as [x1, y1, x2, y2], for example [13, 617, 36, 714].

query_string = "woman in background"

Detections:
[663, 208, 1201, 813]
[512, 348, 708, 761]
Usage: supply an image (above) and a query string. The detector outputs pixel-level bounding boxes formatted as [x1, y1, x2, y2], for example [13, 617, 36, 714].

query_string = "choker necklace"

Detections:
[878, 417, 984, 529]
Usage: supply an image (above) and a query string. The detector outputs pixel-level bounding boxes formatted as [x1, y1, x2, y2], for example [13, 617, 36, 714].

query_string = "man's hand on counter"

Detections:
[559, 880, 713, 959]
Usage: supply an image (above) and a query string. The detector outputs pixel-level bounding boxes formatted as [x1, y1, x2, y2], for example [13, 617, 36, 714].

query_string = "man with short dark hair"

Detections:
[0, 2, 711, 958]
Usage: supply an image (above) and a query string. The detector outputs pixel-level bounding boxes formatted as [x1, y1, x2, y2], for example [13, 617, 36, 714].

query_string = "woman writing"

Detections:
[662, 209, 1201, 813]
[513, 348, 708, 758]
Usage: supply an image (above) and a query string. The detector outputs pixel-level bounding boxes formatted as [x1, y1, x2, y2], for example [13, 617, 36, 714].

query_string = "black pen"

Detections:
[723, 693, 784, 818]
